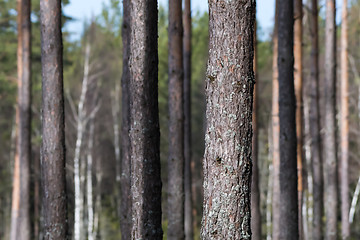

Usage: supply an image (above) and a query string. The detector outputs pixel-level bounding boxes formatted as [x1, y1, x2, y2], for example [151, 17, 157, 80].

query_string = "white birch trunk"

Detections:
[74, 41, 91, 240]
[349, 176, 360, 223]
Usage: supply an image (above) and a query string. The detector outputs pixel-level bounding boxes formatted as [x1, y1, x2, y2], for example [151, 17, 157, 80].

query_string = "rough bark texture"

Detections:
[272, 1, 280, 238]
[10, 0, 31, 239]
[120, 0, 132, 238]
[129, 1, 163, 239]
[294, 0, 303, 238]
[323, 1, 338, 239]
[251, 19, 262, 240]
[40, 0, 68, 238]
[183, 0, 193, 239]
[278, 0, 299, 239]
[168, 0, 185, 238]
[201, 1, 255, 239]
[340, 0, 349, 238]
[309, 1, 324, 239]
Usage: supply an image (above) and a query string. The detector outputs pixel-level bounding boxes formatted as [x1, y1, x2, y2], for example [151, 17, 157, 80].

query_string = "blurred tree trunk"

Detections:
[10, 0, 31, 239]
[323, 1, 338, 239]
[294, 0, 303, 238]
[73, 40, 91, 240]
[87, 115, 95, 240]
[39, 0, 68, 238]
[168, 0, 185, 238]
[272, 1, 280, 239]
[251, 18, 262, 240]
[340, 0, 349, 238]
[183, 0, 193, 239]
[120, 0, 131, 238]
[201, 0, 255, 238]
[129, 0, 162, 238]
[278, 0, 298, 239]
[309, 0, 324, 239]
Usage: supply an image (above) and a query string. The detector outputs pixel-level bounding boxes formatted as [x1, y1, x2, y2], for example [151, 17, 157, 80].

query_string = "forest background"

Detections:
[0, 0, 360, 239]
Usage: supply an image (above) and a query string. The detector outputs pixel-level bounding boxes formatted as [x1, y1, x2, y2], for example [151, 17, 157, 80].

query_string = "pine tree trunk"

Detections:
[272, 1, 280, 238]
[323, 1, 338, 239]
[183, 0, 193, 239]
[129, 1, 163, 238]
[278, 1, 299, 239]
[40, 0, 68, 238]
[201, 1, 255, 238]
[340, 0, 350, 238]
[251, 19, 262, 240]
[294, 0, 303, 238]
[168, 0, 185, 238]
[10, 0, 31, 239]
[120, 0, 132, 238]
[309, 0, 324, 239]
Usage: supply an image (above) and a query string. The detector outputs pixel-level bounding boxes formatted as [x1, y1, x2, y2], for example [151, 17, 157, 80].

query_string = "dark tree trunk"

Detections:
[251, 19, 262, 240]
[309, 1, 324, 239]
[201, 0, 255, 238]
[168, 0, 185, 238]
[272, 1, 280, 239]
[10, 0, 31, 239]
[278, 0, 298, 239]
[120, 0, 131, 238]
[129, 0, 162, 238]
[294, 0, 303, 238]
[183, 0, 193, 239]
[323, 1, 338, 239]
[39, 0, 68, 239]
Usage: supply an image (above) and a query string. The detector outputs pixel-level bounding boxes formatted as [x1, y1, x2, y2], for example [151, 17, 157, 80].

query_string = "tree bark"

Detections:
[10, 0, 31, 239]
[272, 1, 280, 239]
[340, 0, 349, 238]
[40, 0, 68, 238]
[294, 0, 303, 238]
[201, 1, 255, 238]
[168, 0, 185, 238]
[278, 0, 299, 239]
[251, 18, 262, 240]
[120, 0, 132, 238]
[309, 0, 324, 239]
[129, 1, 163, 238]
[323, 1, 338, 239]
[183, 0, 193, 239]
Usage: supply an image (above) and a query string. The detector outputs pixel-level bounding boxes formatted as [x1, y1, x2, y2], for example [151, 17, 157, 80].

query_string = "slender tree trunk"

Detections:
[40, 0, 68, 238]
[323, 1, 338, 239]
[251, 19, 262, 240]
[309, 0, 324, 239]
[278, 0, 298, 239]
[111, 80, 121, 223]
[340, 0, 349, 238]
[267, 123, 273, 240]
[201, 1, 255, 238]
[87, 117, 95, 240]
[183, 0, 193, 239]
[10, 0, 31, 239]
[120, 0, 132, 238]
[294, 0, 303, 238]
[74, 41, 91, 240]
[168, 0, 185, 238]
[129, 1, 162, 238]
[272, 1, 280, 239]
